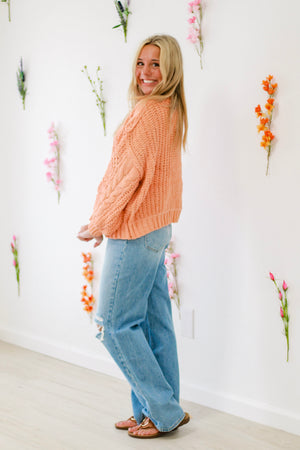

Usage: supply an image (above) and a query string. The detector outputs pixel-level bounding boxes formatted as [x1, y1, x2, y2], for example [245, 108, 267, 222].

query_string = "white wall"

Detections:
[1, 0, 299, 436]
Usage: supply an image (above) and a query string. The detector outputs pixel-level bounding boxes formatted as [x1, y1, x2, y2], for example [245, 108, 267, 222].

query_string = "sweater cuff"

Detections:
[88, 222, 103, 238]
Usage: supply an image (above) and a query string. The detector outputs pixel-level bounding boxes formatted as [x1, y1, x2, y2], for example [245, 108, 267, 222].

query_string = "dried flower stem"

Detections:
[81, 253, 96, 322]
[16, 58, 27, 110]
[269, 273, 290, 362]
[187, 0, 204, 69]
[195, 5, 204, 68]
[165, 240, 180, 311]
[113, 1, 131, 43]
[45, 123, 62, 204]
[255, 75, 277, 175]
[10, 236, 20, 296]
[82, 65, 106, 136]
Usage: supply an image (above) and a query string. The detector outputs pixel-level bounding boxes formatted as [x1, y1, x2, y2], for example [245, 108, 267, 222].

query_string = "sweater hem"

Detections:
[106, 210, 181, 240]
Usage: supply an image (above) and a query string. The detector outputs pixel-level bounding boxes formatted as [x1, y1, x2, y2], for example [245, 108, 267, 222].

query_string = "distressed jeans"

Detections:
[94, 225, 185, 432]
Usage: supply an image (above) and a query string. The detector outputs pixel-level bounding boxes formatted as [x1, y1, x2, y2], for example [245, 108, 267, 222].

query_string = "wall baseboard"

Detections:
[1, 327, 299, 437]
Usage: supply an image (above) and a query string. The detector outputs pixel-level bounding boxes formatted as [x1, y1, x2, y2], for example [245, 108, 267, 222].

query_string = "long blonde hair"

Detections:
[128, 34, 188, 150]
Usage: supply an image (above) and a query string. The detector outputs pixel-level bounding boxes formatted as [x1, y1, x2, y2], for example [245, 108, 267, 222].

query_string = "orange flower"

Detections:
[260, 117, 269, 125]
[265, 103, 274, 113]
[264, 130, 274, 141]
[267, 98, 275, 105]
[84, 305, 93, 312]
[82, 252, 91, 263]
[255, 105, 262, 117]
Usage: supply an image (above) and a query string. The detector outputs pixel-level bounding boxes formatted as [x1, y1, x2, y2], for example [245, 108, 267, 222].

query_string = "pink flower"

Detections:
[169, 287, 174, 298]
[46, 172, 53, 182]
[188, 2, 194, 13]
[50, 140, 58, 146]
[269, 272, 275, 281]
[282, 280, 288, 291]
[171, 253, 180, 259]
[187, 27, 200, 44]
[13, 260, 17, 267]
[188, 0, 200, 13]
[168, 280, 174, 289]
[280, 307, 284, 318]
[44, 157, 56, 166]
[56, 179, 61, 185]
[188, 16, 196, 24]
[188, 0, 200, 14]
[279, 291, 282, 301]
[11, 242, 14, 249]
[13, 235, 16, 241]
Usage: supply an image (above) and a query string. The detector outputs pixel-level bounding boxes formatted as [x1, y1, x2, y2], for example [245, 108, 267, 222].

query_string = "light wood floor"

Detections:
[1, 341, 299, 450]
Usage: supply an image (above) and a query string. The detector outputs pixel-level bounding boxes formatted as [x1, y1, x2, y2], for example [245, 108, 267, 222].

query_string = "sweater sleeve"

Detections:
[88, 154, 142, 237]
[88, 100, 163, 238]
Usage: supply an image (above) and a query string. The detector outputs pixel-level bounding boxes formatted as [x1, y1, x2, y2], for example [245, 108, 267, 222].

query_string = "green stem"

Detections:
[266, 146, 270, 175]
[8, 0, 11, 21]
[101, 112, 106, 136]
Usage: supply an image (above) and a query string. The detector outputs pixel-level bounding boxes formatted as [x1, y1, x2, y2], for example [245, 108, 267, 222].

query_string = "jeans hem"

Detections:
[152, 411, 186, 432]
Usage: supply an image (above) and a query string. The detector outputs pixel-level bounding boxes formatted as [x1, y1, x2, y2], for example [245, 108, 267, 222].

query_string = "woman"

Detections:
[77, 34, 189, 439]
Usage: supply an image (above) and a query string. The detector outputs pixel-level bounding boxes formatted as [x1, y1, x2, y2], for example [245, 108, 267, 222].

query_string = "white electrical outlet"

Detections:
[181, 307, 194, 339]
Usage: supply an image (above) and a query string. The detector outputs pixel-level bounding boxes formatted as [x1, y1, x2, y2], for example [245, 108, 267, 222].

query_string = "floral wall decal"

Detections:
[10, 235, 20, 295]
[16, 58, 27, 109]
[113, 1, 131, 43]
[269, 272, 290, 362]
[165, 239, 180, 310]
[82, 65, 106, 136]
[45, 123, 62, 204]
[255, 75, 277, 175]
[187, 0, 204, 69]
[81, 252, 96, 322]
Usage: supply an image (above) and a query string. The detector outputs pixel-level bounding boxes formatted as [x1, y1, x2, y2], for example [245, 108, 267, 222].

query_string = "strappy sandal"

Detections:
[128, 412, 190, 439]
[128, 417, 162, 439]
[115, 416, 137, 430]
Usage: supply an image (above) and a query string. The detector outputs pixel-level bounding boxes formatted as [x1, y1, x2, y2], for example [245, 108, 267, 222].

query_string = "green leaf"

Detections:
[112, 24, 122, 29]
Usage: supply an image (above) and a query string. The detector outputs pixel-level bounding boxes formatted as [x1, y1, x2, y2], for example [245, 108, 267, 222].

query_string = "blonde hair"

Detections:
[128, 34, 188, 150]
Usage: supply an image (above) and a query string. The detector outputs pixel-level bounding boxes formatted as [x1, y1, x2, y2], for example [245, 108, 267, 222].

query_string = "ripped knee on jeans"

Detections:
[95, 316, 105, 342]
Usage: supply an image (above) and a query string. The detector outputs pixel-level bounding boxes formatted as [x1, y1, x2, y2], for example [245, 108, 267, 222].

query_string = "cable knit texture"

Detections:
[88, 98, 182, 239]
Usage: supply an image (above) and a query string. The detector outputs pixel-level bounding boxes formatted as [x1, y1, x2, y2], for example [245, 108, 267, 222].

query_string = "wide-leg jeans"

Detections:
[94, 225, 185, 432]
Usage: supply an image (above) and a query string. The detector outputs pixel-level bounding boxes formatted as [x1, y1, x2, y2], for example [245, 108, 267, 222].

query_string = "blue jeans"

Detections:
[94, 225, 185, 432]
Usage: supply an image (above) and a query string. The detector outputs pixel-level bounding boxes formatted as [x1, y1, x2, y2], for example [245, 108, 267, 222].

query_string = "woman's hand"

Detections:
[77, 225, 103, 248]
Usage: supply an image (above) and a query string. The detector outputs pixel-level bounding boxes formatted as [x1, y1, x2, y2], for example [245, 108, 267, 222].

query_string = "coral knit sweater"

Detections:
[88, 98, 182, 240]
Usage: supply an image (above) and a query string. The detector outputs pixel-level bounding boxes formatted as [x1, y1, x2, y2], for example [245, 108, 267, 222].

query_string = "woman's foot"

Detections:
[115, 416, 137, 430]
[128, 413, 190, 439]
[128, 417, 162, 438]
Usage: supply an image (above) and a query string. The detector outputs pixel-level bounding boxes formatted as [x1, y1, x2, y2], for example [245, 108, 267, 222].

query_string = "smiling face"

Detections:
[135, 44, 162, 96]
